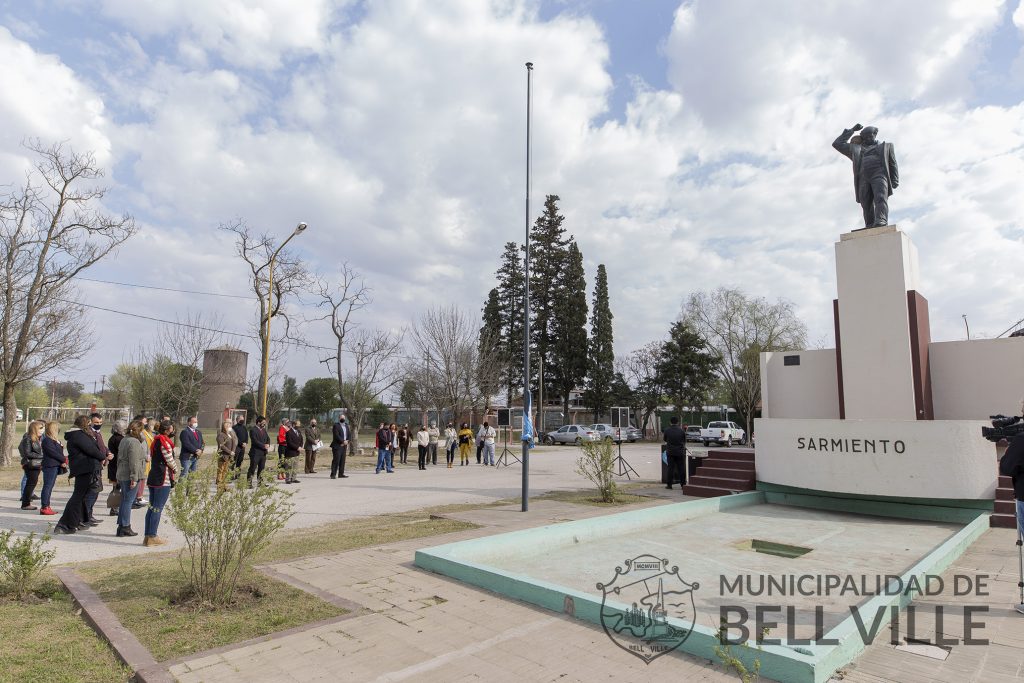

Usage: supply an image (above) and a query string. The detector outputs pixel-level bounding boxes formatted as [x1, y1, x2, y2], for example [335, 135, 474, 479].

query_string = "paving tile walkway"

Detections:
[164, 498, 1024, 683]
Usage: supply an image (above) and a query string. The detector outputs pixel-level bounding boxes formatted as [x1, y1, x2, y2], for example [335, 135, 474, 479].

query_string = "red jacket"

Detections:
[278, 425, 288, 445]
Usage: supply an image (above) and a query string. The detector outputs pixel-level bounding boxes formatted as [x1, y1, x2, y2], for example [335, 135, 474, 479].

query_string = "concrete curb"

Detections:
[54, 566, 174, 683]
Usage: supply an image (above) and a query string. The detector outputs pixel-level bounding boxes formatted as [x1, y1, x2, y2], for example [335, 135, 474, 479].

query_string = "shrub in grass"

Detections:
[575, 439, 619, 503]
[168, 470, 293, 606]
[0, 529, 55, 600]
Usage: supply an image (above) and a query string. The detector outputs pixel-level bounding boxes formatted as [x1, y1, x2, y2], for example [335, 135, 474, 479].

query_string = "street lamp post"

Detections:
[259, 222, 308, 418]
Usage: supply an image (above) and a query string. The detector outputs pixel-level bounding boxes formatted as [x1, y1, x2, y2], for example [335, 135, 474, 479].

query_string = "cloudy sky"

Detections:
[2, 0, 1023, 395]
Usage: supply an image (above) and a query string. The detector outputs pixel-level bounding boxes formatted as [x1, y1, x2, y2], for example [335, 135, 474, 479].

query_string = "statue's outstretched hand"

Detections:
[852, 123, 863, 131]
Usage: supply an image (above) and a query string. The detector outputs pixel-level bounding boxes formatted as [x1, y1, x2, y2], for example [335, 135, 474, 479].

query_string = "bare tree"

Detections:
[153, 312, 231, 419]
[0, 140, 135, 464]
[624, 342, 663, 434]
[220, 219, 308, 415]
[682, 287, 807, 436]
[342, 328, 405, 450]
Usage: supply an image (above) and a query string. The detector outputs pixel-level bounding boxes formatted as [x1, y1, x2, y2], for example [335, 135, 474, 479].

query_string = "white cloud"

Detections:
[1, 0, 1023, 389]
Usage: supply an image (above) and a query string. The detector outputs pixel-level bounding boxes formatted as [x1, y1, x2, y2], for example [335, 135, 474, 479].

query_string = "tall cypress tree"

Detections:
[550, 241, 588, 422]
[478, 288, 504, 409]
[583, 264, 614, 420]
[494, 241, 525, 405]
[529, 195, 569, 422]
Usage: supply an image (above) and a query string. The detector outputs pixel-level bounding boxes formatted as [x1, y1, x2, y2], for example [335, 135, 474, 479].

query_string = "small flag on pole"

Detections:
[521, 396, 536, 449]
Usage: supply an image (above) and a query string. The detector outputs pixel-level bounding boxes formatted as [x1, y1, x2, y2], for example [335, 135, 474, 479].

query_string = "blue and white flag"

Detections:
[521, 396, 536, 449]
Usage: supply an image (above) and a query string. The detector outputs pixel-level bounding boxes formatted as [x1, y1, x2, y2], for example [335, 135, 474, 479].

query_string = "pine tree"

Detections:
[583, 264, 615, 420]
[550, 241, 588, 422]
[494, 241, 525, 405]
[655, 321, 718, 420]
[478, 288, 504, 407]
[529, 195, 569, 423]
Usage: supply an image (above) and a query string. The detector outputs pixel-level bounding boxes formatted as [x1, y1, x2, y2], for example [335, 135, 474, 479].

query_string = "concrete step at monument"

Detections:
[688, 474, 756, 490]
[697, 466, 757, 479]
[681, 483, 737, 497]
[706, 448, 755, 461]
[989, 513, 1018, 529]
[702, 458, 755, 471]
[999, 475, 1012, 488]
[996, 487, 1015, 501]
[994, 500, 1018, 515]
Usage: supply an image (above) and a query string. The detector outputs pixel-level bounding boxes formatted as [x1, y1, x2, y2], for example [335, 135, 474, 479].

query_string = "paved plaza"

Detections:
[5, 442, 1023, 681]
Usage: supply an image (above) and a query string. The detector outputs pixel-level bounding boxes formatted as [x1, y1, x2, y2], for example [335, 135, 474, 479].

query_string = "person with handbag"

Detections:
[53, 415, 106, 534]
[114, 421, 147, 537]
[303, 419, 321, 474]
[39, 421, 67, 516]
[215, 420, 238, 492]
[19, 420, 44, 510]
[105, 420, 126, 516]
[144, 421, 179, 547]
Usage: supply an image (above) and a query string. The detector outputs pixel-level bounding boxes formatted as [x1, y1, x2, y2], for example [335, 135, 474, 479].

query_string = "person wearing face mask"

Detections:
[427, 421, 440, 466]
[303, 418, 321, 474]
[52, 415, 105, 534]
[247, 416, 271, 487]
[178, 416, 205, 479]
[84, 413, 110, 526]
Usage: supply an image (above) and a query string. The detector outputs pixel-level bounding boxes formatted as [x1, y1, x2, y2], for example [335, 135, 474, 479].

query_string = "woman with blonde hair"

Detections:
[19, 420, 45, 510]
[39, 421, 66, 515]
[215, 419, 237, 492]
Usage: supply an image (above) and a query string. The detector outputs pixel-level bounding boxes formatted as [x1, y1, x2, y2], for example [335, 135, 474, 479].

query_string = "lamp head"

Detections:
[295, 222, 308, 234]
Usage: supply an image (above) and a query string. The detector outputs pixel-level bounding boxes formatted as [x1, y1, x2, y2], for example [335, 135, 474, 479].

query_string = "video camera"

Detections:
[982, 415, 1024, 442]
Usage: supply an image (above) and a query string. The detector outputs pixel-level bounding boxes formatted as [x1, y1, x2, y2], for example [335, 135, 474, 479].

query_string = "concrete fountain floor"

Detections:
[416, 491, 991, 683]
[470, 502, 962, 639]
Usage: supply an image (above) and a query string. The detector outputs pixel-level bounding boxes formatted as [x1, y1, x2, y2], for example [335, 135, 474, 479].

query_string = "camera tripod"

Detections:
[495, 426, 521, 467]
[611, 435, 638, 479]
[1016, 532, 1024, 614]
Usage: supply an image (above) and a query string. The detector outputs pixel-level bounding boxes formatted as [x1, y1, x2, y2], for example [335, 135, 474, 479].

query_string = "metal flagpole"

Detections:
[522, 61, 533, 512]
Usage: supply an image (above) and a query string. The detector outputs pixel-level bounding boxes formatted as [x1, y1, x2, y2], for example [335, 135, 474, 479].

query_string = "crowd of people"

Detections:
[14, 410, 511, 545]
[371, 420, 498, 472]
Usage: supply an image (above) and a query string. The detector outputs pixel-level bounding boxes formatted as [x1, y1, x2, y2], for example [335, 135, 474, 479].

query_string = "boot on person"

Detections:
[142, 535, 167, 547]
[116, 526, 138, 537]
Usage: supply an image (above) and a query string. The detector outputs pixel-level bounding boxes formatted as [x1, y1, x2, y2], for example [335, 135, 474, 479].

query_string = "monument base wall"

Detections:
[753, 417, 996, 500]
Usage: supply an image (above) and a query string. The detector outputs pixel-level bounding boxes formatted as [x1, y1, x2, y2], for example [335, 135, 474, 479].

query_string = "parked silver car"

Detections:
[589, 424, 642, 443]
[543, 424, 601, 445]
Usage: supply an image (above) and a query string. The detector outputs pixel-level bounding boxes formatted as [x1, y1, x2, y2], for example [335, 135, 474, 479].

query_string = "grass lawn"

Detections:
[0, 577, 131, 683]
[75, 509, 477, 662]
[529, 487, 656, 507]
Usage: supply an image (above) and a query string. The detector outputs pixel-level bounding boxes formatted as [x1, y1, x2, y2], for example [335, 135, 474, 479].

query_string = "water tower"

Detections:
[198, 346, 248, 430]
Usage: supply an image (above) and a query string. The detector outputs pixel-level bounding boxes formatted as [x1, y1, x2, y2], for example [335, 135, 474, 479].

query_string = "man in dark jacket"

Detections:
[663, 417, 688, 490]
[84, 412, 109, 525]
[232, 416, 249, 470]
[998, 429, 1024, 615]
[179, 416, 204, 479]
[247, 416, 270, 487]
[303, 419, 321, 474]
[54, 415, 107, 534]
[331, 415, 350, 479]
[284, 422, 303, 484]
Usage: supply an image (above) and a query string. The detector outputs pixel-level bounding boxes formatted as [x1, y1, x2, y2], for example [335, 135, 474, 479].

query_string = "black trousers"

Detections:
[331, 444, 348, 477]
[666, 454, 687, 488]
[858, 174, 889, 228]
[399, 444, 408, 463]
[247, 450, 267, 481]
[58, 473, 92, 530]
[476, 441, 483, 463]
[21, 467, 40, 507]
[233, 445, 246, 469]
[417, 445, 427, 469]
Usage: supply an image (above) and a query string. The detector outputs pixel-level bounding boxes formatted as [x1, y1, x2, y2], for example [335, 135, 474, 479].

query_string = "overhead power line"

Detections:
[76, 276, 255, 300]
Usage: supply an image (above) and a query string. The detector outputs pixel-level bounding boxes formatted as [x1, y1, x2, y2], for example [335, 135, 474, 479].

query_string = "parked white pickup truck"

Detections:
[701, 421, 746, 446]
